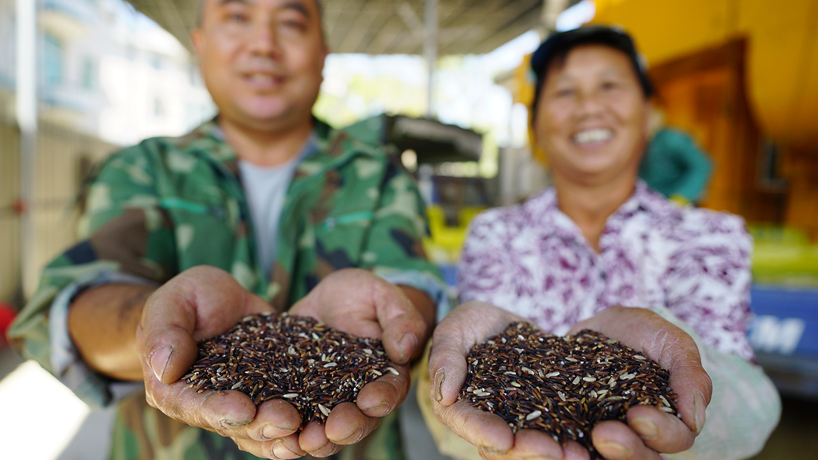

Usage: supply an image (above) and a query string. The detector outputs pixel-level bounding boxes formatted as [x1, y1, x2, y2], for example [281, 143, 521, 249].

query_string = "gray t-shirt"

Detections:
[238, 136, 317, 278]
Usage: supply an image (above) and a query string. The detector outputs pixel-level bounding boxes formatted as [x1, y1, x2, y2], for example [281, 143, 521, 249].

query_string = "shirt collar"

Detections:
[190, 116, 322, 175]
[527, 180, 669, 246]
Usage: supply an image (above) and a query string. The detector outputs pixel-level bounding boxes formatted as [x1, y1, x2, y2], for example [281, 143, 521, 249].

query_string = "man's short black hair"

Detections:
[529, 26, 653, 123]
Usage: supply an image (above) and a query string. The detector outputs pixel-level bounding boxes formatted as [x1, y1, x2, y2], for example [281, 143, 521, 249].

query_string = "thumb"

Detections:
[376, 283, 428, 365]
[139, 286, 200, 384]
[428, 301, 526, 405]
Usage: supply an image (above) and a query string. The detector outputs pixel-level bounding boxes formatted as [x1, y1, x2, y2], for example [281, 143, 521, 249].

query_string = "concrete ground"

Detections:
[0, 346, 813, 460]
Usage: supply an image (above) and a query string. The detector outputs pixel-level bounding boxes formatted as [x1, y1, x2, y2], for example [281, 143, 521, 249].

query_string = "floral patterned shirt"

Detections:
[458, 181, 754, 360]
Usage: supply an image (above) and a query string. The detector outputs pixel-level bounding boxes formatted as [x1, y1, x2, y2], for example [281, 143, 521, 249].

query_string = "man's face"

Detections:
[535, 44, 649, 185]
[193, 0, 327, 131]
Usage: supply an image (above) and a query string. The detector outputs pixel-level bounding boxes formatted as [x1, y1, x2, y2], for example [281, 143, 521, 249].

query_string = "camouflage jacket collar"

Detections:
[188, 116, 375, 180]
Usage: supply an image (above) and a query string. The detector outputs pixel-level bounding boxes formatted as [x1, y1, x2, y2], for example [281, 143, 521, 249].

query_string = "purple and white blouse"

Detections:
[458, 181, 755, 361]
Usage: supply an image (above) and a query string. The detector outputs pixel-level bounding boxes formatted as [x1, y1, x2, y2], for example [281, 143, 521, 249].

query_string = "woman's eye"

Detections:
[601, 81, 619, 90]
[556, 88, 575, 97]
[228, 13, 248, 22]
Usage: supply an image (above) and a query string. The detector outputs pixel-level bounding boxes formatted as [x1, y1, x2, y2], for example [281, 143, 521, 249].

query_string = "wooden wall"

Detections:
[649, 39, 788, 225]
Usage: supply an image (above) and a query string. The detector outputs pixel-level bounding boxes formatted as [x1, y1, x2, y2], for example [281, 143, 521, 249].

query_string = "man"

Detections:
[9, 0, 446, 459]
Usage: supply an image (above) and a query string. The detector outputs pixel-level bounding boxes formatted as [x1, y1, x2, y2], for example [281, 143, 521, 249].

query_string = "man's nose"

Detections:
[247, 19, 282, 58]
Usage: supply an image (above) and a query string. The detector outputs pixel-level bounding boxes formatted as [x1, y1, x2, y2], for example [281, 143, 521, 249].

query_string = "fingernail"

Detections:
[632, 417, 659, 440]
[339, 427, 364, 444]
[433, 368, 445, 402]
[694, 390, 706, 434]
[597, 442, 632, 459]
[221, 418, 250, 428]
[272, 439, 298, 458]
[262, 424, 292, 440]
[361, 402, 390, 416]
[149, 346, 172, 382]
[399, 333, 417, 363]
[480, 445, 509, 455]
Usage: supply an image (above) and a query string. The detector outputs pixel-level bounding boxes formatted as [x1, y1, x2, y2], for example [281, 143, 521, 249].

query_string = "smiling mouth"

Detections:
[243, 73, 285, 87]
[573, 129, 614, 145]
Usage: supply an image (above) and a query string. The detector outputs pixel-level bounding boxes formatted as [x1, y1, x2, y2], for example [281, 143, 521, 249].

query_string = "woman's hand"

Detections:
[429, 302, 712, 460]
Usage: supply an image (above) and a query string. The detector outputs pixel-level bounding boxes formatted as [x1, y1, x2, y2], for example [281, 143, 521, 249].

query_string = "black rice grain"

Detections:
[183, 312, 398, 427]
[459, 322, 679, 459]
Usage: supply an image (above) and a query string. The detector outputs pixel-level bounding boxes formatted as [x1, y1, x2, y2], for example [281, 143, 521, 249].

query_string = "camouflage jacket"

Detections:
[9, 118, 445, 460]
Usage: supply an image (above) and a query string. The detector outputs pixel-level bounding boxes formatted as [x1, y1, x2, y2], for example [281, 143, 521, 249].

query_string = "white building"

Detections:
[0, 0, 215, 146]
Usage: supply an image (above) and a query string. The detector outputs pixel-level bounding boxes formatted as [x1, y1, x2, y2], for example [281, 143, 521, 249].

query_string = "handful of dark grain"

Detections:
[183, 312, 398, 426]
[459, 322, 678, 458]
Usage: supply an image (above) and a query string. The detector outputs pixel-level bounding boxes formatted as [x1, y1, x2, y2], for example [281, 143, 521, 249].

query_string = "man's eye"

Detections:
[601, 81, 619, 90]
[281, 19, 307, 30]
[555, 88, 575, 97]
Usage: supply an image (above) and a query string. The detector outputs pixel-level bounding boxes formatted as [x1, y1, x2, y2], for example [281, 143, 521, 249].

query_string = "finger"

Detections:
[145, 380, 258, 434]
[563, 440, 592, 460]
[480, 428, 567, 460]
[324, 402, 382, 445]
[429, 301, 527, 405]
[355, 365, 410, 417]
[591, 420, 662, 460]
[374, 282, 428, 364]
[234, 435, 305, 460]
[270, 435, 307, 459]
[433, 399, 514, 455]
[245, 399, 303, 442]
[232, 437, 274, 459]
[140, 287, 200, 384]
[626, 405, 695, 453]
[299, 420, 341, 457]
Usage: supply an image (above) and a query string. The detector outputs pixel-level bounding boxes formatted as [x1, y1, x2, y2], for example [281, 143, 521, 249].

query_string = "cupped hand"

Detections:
[429, 301, 586, 459]
[136, 265, 307, 459]
[287, 268, 433, 457]
[429, 302, 711, 460]
[567, 306, 712, 460]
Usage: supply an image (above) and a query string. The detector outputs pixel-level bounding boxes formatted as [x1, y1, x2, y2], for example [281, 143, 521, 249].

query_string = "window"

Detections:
[81, 57, 95, 90]
[43, 34, 63, 87]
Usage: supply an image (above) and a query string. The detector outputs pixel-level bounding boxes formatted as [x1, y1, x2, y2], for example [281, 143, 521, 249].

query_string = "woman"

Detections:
[424, 26, 780, 460]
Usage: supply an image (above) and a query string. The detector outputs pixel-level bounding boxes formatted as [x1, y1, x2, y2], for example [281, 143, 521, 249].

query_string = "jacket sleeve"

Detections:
[8, 144, 177, 408]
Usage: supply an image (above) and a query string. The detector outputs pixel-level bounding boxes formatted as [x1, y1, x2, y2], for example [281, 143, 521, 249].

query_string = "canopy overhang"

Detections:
[123, 0, 546, 56]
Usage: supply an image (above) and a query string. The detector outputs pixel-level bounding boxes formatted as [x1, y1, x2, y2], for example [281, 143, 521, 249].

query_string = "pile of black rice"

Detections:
[183, 312, 398, 425]
[459, 322, 678, 457]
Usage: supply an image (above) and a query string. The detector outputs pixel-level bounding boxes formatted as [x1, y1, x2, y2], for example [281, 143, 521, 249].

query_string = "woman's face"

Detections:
[534, 44, 650, 185]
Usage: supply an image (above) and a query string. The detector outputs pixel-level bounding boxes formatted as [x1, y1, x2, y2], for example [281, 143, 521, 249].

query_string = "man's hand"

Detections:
[136, 266, 306, 459]
[429, 301, 712, 460]
[288, 268, 433, 457]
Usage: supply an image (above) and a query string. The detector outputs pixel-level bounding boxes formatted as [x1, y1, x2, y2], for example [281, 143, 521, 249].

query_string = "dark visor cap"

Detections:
[530, 25, 653, 99]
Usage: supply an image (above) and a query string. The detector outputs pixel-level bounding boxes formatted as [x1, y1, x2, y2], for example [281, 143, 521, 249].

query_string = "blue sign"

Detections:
[749, 285, 818, 357]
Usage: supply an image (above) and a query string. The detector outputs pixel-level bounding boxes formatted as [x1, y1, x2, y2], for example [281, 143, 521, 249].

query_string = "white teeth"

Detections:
[574, 129, 613, 144]
[248, 74, 275, 83]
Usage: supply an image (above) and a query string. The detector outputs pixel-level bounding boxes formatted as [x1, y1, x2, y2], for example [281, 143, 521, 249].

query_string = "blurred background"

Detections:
[0, 0, 817, 459]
